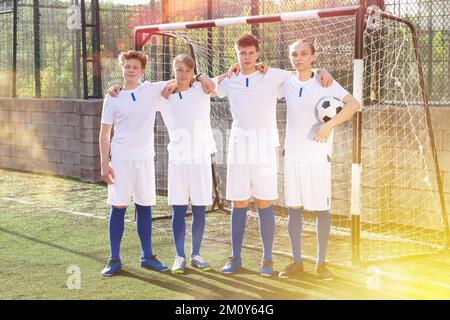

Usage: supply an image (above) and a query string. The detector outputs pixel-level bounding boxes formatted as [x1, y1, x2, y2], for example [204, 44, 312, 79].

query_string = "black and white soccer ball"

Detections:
[316, 96, 343, 123]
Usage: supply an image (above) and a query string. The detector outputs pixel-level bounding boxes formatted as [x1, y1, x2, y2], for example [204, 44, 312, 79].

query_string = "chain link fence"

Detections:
[0, 1, 14, 97]
[384, 0, 449, 104]
[0, 0, 447, 104]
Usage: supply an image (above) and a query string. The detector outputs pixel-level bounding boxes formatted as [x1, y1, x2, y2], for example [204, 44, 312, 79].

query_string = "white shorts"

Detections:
[107, 159, 156, 206]
[226, 152, 278, 201]
[168, 156, 213, 206]
[284, 159, 331, 211]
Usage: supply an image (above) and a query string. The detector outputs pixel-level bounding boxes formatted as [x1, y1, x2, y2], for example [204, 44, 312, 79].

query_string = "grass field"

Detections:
[1, 168, 449, 300]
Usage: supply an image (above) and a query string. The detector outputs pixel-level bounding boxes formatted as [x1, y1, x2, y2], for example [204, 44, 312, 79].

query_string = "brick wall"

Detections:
[0, 98, 102, 182]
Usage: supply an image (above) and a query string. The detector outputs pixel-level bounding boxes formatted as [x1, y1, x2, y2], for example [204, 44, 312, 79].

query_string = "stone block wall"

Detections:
[0, 98, 102, 182]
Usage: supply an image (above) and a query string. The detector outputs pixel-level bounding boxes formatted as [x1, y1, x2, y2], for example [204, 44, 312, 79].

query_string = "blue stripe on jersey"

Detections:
[299, 87, 303, 97]
[246, 78, 249, 87]
[131, 93, 136, 101]
[178, 92, 183, 100]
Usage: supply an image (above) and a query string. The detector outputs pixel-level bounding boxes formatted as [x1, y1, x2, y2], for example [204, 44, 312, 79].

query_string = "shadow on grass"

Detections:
[183, 268, 311, 299]
[0, 226, 272, 299]
[117, 269, 258, 300]
[0, 226, 105, 263]
[0, 226, 427, 299]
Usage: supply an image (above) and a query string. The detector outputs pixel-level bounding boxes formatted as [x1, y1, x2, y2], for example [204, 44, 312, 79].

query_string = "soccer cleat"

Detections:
[190, 255, 211, 271]
[316, 263, 334, 281]
[171, 256, 187, 274]
[278, 261, 304, 278]
[140, 255, 169, 271]
[260, 259, 273, 277]
[221, 256, 242, 274]
[101, 258, 122, 276]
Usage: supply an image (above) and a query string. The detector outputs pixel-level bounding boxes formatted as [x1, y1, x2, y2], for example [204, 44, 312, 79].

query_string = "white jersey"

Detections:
[283, 73, 349, 162]
[157, 82, 217, 162]
[216, 67, 291, 157]
[101, 81, 166, 161]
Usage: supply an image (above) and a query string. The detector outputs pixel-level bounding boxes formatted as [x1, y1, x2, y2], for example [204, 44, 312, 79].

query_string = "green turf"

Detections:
[1, 168, 449, 299]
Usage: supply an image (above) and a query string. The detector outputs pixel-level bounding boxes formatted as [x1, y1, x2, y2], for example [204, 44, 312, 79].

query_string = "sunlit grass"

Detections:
[1, 168, 449, 299]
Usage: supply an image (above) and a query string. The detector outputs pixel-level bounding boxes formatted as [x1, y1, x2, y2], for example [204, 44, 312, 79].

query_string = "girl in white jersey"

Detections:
[279, 40, 360, 280]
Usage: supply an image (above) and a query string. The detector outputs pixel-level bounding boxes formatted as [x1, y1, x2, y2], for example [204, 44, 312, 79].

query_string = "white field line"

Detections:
[1, 196, 133, 225]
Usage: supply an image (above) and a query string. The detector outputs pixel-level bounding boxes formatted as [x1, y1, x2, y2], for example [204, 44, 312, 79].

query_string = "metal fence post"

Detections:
[162, 0, 170, 79]
[12, 0, 17, 97]
[251, 0, 259, 39]
[33, 0, 41, 98]
[92, 0, 102, 98]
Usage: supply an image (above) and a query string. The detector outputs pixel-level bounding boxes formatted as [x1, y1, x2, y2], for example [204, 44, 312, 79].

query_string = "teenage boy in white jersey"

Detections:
[99, 50, 170, 276]
[278, 39, 359, 280]
[104, 52, 215, 276]
[216, 35, 333, 277]
[157, 54, 218, 274]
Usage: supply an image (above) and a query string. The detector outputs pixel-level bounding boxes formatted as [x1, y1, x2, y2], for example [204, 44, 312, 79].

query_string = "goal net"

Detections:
[136, 6, 449, 263]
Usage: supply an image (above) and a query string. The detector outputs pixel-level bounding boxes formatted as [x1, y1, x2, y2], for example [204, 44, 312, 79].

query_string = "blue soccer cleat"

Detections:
[221, 256, 242, 274]
[140, 255, 169, 271]
[101, 258, 122, 276]
[260, 259, 273, 277]
[316, 263, 334, 281]
[278, 261, 304, 279]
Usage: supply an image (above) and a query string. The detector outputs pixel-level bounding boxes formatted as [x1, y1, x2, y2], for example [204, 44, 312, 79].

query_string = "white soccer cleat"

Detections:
[171, 256, 186, 274]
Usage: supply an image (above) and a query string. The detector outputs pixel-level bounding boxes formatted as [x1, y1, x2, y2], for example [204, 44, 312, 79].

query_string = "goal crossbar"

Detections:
[134, 5, 360, 49]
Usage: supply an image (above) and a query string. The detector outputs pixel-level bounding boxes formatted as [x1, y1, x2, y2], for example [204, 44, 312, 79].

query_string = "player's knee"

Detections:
[232, 200, 249, 208]
[255, 199, 272, 209]
[113, 205, 127, 209]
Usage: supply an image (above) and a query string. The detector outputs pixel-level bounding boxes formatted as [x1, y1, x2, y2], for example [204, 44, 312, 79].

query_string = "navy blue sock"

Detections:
[257, 205, 275, 261]
[288, 208, 303, 263]
[172, 205, 188, 258]
[109, 206, 126, 260]
[135, 203, 153, 259]
[231, 207, 247, 258]
[316, 210, 331, 265]
[191, 205, 206, 257]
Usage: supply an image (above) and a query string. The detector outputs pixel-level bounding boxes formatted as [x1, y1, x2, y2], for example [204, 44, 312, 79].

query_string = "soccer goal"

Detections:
[134, 4, 449, 263]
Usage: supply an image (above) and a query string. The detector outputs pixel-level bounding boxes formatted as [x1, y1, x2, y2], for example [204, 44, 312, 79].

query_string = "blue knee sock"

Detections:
[288, 208, 303, 263]
[231, 207, 247, 258]
[257, 206, 275, 261]
[109, 206, 126, 260]
[172, 205, 188, 258]
[191, 205, 206, 257]
[135, 203, 153, 259]
[316, 210, 331, 265]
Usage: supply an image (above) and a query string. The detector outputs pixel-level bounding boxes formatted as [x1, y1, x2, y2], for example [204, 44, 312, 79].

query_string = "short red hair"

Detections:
[235, 34, 259, 51]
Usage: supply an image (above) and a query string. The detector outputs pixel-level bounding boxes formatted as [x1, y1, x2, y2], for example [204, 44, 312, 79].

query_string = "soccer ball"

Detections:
[316, 96, 343, 123]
